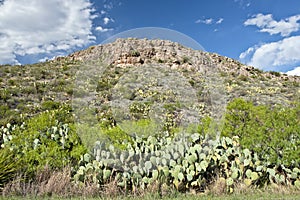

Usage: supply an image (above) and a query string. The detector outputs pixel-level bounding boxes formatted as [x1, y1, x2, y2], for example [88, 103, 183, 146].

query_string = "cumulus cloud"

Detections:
[286, 67, 300, 76]
[239, 47, 254, 60]
[95, 26, 113, 33]
[0, 0, 96, 64]
[244, 13, 300, 37]
[239, 36, 300, 71]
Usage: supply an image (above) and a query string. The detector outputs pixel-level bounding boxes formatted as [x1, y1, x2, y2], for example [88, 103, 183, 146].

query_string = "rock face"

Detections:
[68, 38, 211, 72]
[68, 38, 299, 82]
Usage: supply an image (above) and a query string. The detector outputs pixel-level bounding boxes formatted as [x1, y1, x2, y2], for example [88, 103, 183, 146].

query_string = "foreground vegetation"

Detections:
[0, 40, 299, 198]
[0, 97, 299, 198]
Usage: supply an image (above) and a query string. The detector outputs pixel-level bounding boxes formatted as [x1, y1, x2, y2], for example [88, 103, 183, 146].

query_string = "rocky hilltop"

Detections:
[0, 38, 299, 126]
[68, 38, 299, 82]
[67, 38, 299, 104]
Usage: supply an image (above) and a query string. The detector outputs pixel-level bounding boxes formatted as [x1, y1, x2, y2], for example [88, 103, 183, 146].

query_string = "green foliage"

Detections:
[100, 125, 132, 149]
[40, 100, 61, 111]
[129, 50, 141, 57]
[0, 89, 10, 102]
[0, 148, 19, 190]
[222, 98, 300, 166]
[196, 116, 216, 137]
[269, 71, 281, 77]
[1, 109, 86, 176]
[75, 124, 103, 151]
[119, 119, 161, 138]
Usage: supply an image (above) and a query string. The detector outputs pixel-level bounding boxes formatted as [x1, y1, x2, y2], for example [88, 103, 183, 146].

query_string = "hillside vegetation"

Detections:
[0, 38, 299, 198]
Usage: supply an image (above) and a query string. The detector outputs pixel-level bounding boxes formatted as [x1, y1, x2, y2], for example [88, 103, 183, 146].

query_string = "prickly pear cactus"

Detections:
[73, 132, 300, 193]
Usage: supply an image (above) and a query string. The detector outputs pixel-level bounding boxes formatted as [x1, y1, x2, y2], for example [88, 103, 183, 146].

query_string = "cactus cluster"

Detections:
[74, 133, 300, 192]
[1, 122, 72, 151]
[46, 122, 70, 149]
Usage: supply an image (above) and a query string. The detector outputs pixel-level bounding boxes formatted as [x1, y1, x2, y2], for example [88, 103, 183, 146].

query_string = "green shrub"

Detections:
[41, 100, 61, 111]
[222, 98, 300, 166]
[2, 109, 86, 176]
[130, 50, 140, 57]
[75, 123, 103, 150]
[269, 71, 281, 77]
[0, 89, 10, 102]
[100, 125, 132, 149]
[238, 75, 249, 81]
[119, 119, 161, 138]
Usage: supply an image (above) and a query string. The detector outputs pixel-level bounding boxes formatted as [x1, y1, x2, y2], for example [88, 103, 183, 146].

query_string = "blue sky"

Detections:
[0, 0, 300, 75]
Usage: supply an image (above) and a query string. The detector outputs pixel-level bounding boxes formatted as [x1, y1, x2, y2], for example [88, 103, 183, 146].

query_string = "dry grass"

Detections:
[101, 179, 123, 198]
[208, 176, 300, 197]
[2, 166, 101, 198]
[2, 167, 300, 199]
[208, 177, 227, 195]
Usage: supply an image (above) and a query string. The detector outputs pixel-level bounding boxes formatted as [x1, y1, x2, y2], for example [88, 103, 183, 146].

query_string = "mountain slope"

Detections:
[0, 38, 299, 127]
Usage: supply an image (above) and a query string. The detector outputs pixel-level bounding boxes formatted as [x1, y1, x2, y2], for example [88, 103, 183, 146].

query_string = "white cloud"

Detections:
[103, 17, 114, 25]
[195, 18, 223, 25]
[286, 67, 300, 76]
[103, 17, 110, 25]
[244, 13, 300, 37]
[38, 55, 60, 63]
[239, 47, 254, 60]
[204, 18, 213, 25]
[239, 36, 300, 71]
[0, 0, 96, 65]
[95, 26, 113, 33]
[196, 18, 213, 25]
[216, 18, 224, 24]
